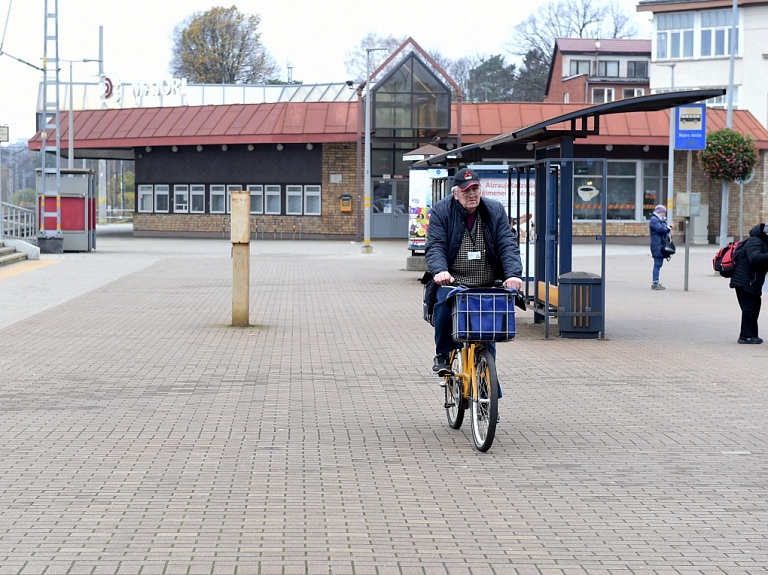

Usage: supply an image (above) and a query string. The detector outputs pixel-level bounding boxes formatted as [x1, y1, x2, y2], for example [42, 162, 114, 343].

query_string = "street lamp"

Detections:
[362, 47, 387, 254]
[63, 58, 101, 169]
[659, 62, 676, 223]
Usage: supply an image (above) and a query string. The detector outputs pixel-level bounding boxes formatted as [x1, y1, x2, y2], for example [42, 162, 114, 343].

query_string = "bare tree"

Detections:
[170, 6, 280, 84]
[505, 0, 637, 63]
[344, 33, 408, 83]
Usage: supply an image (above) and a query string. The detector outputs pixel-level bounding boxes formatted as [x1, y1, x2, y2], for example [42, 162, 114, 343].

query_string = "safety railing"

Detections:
[0, 202, 37, 244]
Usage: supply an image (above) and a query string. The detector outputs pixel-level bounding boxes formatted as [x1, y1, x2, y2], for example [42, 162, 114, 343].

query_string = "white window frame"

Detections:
[138, 185, 154, 213]
[592, 87, 614, 104]
[154, 184, 170, 213]
[265, 185, 281, 215]
[190, 184, 206, 213]
[286, 185, 303, 215]
[700, 9, 739, 58]
[657, 12, 694, 60]
[173, 184, 189, 214]
[210, 185, 226, 214]
[563, 92, 570, 104]
[707, 87, 739, 109]
[304, 185, 322, 216]
[226, 185, 242, 213]
[248, 185, 264, 214]
[623, 88, 644, 99]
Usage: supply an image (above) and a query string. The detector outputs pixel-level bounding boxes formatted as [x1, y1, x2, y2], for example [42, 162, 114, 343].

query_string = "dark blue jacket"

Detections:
[425, 196, 522, 281]
[649, 213, 671, 258]
[730, 223, 768, 295]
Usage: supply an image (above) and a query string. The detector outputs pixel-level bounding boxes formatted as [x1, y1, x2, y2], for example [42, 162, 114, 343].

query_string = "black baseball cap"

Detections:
[452, 168, 481, 191]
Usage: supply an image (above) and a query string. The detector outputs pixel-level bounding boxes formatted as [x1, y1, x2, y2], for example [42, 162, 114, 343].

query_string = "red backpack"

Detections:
[713, 241, 743, 278]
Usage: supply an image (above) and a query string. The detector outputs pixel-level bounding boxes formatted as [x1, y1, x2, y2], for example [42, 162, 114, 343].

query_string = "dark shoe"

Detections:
[432, 354, 451, 375]
[651, 282, 665, 290]
[755, 337, 764, 344]
[738, 337, 761, 344]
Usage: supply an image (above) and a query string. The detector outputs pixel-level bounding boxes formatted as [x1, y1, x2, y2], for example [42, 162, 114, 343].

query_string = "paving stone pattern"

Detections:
[0, 228, 766, 574]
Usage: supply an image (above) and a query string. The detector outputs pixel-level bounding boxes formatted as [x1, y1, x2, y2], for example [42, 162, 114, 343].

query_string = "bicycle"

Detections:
[441, 286, 517, 452]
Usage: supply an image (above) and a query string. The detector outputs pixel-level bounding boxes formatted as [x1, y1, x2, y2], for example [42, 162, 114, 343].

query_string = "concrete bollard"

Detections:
[230, 191, 250, 327]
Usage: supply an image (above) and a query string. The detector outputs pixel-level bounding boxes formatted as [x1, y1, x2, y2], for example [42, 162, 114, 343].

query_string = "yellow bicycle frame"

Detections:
[451, 343, 481, 404]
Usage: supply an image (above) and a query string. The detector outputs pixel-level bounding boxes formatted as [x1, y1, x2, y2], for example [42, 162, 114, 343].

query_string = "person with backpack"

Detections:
[730, 223, 768, 344]
[649, 205, 673, 290]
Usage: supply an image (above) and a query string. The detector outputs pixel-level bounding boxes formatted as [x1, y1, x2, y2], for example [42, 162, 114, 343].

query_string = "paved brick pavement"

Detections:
[0, 225, 766, 574]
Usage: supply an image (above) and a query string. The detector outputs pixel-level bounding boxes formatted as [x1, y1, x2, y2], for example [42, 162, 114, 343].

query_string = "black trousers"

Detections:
[735, 287, 762, 339]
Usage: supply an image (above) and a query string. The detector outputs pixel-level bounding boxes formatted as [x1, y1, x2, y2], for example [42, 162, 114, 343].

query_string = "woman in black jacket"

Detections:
[730, 223, 768, 344]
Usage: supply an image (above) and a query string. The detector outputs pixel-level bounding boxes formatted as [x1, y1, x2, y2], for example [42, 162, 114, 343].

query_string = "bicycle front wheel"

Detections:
[470, 347, 498, 452]
[445, 350, 465, 430]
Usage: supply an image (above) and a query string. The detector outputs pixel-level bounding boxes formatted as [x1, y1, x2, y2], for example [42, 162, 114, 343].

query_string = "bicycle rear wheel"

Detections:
[470, 347, 498, 452]
[445, 350, 465, 429]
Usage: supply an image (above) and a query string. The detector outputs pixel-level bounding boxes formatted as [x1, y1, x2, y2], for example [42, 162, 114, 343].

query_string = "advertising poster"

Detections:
[407, 168, 436, 251]
[475, 170, 537, 280]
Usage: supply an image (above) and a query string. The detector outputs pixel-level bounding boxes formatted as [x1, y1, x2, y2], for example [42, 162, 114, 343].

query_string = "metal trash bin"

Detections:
[558, 271, 603, 339]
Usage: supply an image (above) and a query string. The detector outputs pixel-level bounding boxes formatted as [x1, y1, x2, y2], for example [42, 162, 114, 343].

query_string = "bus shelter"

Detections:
[417, 89, 725, 338]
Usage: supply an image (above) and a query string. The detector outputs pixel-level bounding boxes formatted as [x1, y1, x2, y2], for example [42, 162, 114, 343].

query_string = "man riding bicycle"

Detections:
[424, 167, 524, 376]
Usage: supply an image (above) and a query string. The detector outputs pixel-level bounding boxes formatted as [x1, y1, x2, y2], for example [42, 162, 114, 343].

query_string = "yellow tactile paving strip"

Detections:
[0, 259, 58, 280]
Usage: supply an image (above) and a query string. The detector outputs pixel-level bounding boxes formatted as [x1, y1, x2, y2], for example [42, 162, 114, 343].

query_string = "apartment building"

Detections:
[544, 38, 652, 104]
[638, 0, 768, 127]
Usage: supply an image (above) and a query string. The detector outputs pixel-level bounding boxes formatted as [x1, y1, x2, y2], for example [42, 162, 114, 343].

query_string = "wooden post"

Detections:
[230, 191, 250, 327]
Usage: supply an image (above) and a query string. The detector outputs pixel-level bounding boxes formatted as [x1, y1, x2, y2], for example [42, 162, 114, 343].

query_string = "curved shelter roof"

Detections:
[420, 89, 768, 166]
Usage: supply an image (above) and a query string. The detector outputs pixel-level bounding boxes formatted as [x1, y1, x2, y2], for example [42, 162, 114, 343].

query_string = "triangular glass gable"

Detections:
[371, 53, 451, 139]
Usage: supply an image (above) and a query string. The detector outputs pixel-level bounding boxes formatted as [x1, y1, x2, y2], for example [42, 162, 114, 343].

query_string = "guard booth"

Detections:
[36, 168, 97, 252]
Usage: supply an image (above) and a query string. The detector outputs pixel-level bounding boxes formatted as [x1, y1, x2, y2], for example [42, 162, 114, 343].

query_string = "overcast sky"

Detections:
[0, 0, 651, 142]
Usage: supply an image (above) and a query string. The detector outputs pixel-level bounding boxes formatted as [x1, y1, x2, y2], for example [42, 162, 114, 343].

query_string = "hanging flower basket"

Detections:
[698, 128, 758, 182]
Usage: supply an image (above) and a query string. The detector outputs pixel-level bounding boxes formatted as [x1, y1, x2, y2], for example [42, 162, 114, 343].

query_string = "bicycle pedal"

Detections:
[444, 401, 456, 409]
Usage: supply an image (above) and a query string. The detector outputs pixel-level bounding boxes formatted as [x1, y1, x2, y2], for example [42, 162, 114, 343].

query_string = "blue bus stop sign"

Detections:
[674, 103, 707, 150]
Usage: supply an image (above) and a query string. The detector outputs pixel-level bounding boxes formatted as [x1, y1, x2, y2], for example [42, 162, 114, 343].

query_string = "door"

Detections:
[372, 179, 409, 238]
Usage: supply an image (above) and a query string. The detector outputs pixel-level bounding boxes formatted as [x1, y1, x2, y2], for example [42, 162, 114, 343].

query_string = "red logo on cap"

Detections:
[463, 170, 472, 179]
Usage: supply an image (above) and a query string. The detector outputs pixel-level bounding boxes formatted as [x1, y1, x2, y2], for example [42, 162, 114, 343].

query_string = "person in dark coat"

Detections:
[424, 167, 523, 375]
[729, 222, 768, 344]
[649, 204, 672, 290]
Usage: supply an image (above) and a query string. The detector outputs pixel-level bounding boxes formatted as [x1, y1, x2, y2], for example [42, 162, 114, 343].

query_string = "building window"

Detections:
[227, 185, 242, 213]
[265, 185, 281, 215]
[642, 161, 668, 219]
[597, 60, 619, 77]
[154, 184, 169, 213]
[138, 185, 153, 213]
[627, 61, 648, 78]
[173, 185, 188, 213]
[190, 185, 205, 213]
[623, 88, 644, 98]
[573, 161, 638, 221]
[563, 92, 570, 104]
[248, 185, 263, 214]
[210, 185, 226, 214]
[304, 185, 321, 216]
[569, 59, 590, 76]
[701, 9, 739, 58]
[657, 12, 694, 59]
[286, 185, 303, 215]
[707, 86, 739, 108]
[592, 88, 614, 104]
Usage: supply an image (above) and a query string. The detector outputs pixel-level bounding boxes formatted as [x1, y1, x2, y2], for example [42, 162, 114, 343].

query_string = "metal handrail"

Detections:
[0, 202, 37, 244]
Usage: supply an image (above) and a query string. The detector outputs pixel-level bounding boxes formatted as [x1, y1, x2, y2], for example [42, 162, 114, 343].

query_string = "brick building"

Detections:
[544, 38, 652, 104]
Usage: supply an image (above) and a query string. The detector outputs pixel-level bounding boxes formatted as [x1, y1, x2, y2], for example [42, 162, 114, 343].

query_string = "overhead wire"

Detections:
[0, 0, 13, 53]
[0, 0, 43, 70]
